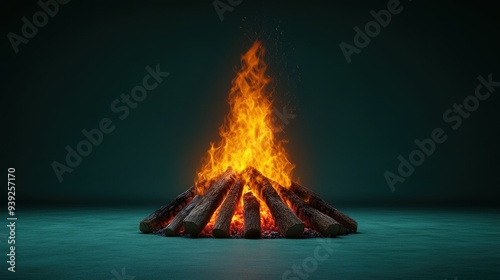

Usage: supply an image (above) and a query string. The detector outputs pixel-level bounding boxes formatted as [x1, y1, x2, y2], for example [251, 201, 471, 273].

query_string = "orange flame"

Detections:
[196, 41, 295, 235]
[196, 41, 294, 191]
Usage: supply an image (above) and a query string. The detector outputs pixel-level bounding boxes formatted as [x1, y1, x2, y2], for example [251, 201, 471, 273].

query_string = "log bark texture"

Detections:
[183, 168, 236, 236]
[243, 192, 261, 239]
[212, 179, 244, 238]
[161, 195, 202, 236]
[277, 185, 343, 237]
[249, 169, 304, 238]
[139, 185, 196, 233]
[290, 182, 358, 232]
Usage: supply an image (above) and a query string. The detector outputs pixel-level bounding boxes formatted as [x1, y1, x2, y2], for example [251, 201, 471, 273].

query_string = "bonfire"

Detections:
[139, 42, 357, 238]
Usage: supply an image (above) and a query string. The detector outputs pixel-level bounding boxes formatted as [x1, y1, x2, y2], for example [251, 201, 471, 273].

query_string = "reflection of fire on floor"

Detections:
[139, 42, 357, 239]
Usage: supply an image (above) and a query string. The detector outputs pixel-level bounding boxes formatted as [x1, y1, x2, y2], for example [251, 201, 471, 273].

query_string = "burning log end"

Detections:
[244, 229, 261, 239]
[211, 229, 229, 238]
[182, 221, 202, 238]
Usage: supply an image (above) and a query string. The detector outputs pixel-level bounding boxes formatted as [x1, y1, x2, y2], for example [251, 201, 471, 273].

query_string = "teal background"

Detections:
[3, 0, 499, 206]
[2, 0, 500, 279]
[2, 0, 500, 206]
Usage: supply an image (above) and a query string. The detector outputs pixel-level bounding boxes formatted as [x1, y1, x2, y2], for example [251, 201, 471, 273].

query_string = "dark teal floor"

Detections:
[2, 207, 499, 279]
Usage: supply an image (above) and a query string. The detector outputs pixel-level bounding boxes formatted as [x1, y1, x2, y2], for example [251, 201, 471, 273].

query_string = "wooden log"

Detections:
[139, 185, 196, 233]
[290, 182, 358, 232]
[183, 168, 236, 236]
[243, 192, 261, 239]
[212, 179, 244, 238]
[276, 184, 343, 237]
[249, 169, 304, 238]
[161, 195, 202, 236]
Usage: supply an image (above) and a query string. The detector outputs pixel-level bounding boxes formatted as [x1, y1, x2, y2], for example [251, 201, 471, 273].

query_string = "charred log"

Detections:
[290, 182, 358, 232]
[183, 168, 236, 236]
[277, 184, 343, 237]
[249, 169, 304, 238]
[139, 185, 196, 233]
[243, 192, 261, 239]
[161, 195, 202, 236]
[213, 179, 244, 238]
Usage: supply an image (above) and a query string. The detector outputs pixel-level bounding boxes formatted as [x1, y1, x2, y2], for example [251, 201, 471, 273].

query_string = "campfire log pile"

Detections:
[139, 41, 358, 239]
[139, 167, 357, 238]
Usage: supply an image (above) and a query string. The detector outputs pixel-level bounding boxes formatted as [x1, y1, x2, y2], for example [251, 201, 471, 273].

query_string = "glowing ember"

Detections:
[199, 190, 279, 237]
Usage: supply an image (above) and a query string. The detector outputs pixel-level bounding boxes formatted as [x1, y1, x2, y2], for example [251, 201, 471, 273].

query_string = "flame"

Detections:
[195, 41, 295, 235]
[196, 41, 294, 191]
